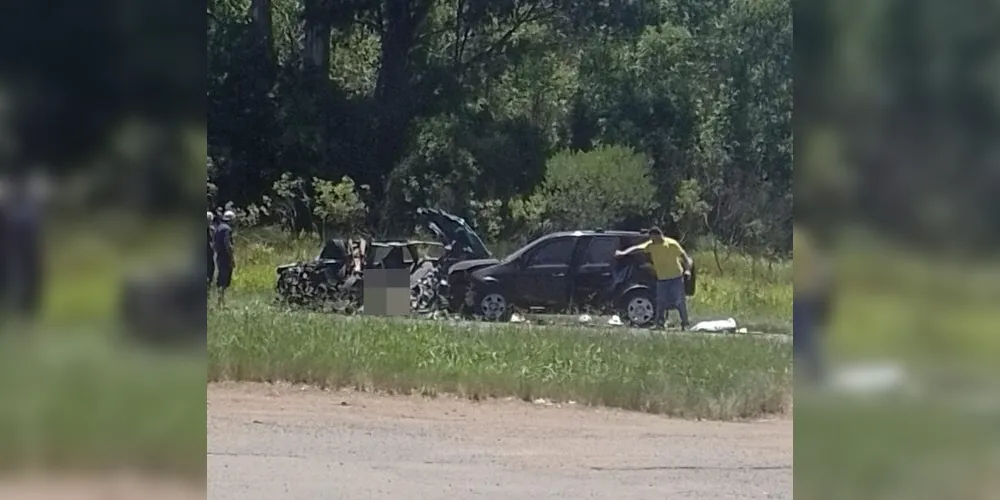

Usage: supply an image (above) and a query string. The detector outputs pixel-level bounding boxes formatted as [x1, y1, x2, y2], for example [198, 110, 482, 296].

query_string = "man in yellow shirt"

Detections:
[616, 227, 694, 329]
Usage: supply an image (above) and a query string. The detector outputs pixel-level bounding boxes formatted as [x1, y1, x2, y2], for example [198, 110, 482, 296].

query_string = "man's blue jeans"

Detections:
[655, 277, 689, 328]
[794, 297, 824, 383]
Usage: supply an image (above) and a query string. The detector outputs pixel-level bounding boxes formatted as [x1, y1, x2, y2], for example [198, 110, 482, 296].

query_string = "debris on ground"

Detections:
[690, 317, 738, 332]
[607, 315, 624, 326]
[829, 362, 913, 395]
[578, 314, 592, 324]
[509, 312, 526, 323]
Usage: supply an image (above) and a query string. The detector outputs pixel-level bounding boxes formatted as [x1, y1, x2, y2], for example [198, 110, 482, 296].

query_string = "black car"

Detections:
[462, 230, 696, 327]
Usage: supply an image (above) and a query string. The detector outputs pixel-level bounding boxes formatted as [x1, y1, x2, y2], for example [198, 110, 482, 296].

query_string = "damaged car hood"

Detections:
[416, 207, 492, 260]
[448, 258, 500, 274]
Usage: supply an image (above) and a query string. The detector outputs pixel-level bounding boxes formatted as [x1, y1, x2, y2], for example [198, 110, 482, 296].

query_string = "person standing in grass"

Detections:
[793, 223, 833, 385]
[213, 210, 236, 305]
[615, 226, 694, 330]
[2, 171, 48, 320]
[207, 211, 216, 286]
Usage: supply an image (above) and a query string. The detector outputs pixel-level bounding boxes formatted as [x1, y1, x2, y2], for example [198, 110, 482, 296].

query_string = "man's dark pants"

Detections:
[216, 254, 233, 290]
[794, 296, 824, 383]
[208, 248, 216, 284]
[654, 276, 689, 328]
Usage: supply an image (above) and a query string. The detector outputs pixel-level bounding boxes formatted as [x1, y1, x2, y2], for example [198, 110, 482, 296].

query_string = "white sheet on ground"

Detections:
[690, 318, 738, 332]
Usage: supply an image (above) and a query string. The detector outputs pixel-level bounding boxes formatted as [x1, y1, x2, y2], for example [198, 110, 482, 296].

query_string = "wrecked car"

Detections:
[275, 237, 440, 311]
[462, 230, 697, 327]
[274, 207, 494, 312]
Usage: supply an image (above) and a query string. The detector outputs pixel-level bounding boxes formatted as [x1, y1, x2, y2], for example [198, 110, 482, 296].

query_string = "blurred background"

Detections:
[795, 0, 1000, 497]
[0, 0, 205, 496]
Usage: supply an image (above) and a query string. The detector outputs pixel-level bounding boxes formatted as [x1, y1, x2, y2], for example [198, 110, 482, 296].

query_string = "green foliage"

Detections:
[530, 146, 658, 231]
[468, 198, 505, 241]
[312, 176, 368, 235]
[671, 178, 711, 241]
[208, 0, 794, 255]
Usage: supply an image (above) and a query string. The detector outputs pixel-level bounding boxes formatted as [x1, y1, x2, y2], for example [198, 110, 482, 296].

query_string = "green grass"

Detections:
[1, 221, 205, 480]
[795, 390, 1000, 500]
[206, 226, 792, 420]
[796, 236, 1000, 499]
[208, 302, 792, 420]
[823, 240, 1000, 366]
[0, 333, 205, 481]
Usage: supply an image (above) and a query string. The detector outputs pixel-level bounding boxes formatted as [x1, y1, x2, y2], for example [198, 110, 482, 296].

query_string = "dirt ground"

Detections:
[0, 474, 204, 500]
[208, 382, 792, 500]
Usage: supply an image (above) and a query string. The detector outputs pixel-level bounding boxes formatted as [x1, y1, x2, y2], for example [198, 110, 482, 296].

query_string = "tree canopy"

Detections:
[208, 0, 793, 255]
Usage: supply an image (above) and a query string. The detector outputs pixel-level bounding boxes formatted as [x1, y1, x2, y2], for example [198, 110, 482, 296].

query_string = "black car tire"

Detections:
[473, 285, 512, 322]
[620, 288, 656, 328]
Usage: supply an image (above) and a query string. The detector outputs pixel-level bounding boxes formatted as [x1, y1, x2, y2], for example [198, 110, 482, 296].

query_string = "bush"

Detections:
[523, 146, 658, 232]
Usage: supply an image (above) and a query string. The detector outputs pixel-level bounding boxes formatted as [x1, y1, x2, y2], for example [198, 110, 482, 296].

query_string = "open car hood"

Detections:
[416, 207, 492, 259]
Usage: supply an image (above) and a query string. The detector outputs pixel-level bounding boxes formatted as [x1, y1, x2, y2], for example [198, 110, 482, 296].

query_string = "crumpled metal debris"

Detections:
[410, 262, 451, 316]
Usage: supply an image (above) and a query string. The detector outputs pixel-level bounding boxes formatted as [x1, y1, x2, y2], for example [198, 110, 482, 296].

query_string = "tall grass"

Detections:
[209, 304, 791, 420]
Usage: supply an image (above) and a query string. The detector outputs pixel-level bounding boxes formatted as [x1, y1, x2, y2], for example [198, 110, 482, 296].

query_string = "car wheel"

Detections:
[622, 289, 655, 327]
[476, 287, 511, 322]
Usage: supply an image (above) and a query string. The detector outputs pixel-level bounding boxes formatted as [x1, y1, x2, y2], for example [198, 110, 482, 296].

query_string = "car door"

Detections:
[571, 235, 620, 308]
[514, 236, 579, 308]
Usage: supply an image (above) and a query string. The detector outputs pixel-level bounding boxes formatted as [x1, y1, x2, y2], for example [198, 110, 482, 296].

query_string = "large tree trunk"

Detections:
[250, 0, 275, 71]
[301, 0, 333, 171]
[368, 0, 434, 226]
[303, 0, 331, 80]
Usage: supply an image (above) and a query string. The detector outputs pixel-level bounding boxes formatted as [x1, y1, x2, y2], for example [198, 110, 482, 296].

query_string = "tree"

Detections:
[527, 146, 658, 231]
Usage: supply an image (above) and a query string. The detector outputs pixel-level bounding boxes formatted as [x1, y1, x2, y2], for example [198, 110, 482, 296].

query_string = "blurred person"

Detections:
[0, 177, 7, 312]
[0, 170, 48, 320]
[793, 222, 834, 385]
[615, 226, 694, 330]
[207, 211, 216, 285]
[213, 209, 236, 305]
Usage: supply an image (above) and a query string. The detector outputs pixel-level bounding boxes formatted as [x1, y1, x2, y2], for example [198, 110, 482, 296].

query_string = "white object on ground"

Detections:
[737, 327, 748, 334]
[829, 362, 910, 395]
[509, 312, 526, 323]
[607, 315, 624, 326]
[690, 318, 738, 332]
[578, 314, 592, 324]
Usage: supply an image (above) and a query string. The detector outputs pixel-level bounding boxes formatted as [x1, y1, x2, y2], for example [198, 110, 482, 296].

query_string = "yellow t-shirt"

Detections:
[639, 238, 686, 280]
[794, 226, 830, 297]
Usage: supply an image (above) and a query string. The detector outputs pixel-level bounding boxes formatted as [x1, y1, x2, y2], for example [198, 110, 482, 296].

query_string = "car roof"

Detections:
[544, 230, 644, 239]
[370, 240, 443, 247]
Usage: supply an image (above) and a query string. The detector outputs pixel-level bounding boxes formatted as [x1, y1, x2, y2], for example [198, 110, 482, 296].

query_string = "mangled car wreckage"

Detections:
[275, 210, 696, 326]
[274, 208, 494, 313]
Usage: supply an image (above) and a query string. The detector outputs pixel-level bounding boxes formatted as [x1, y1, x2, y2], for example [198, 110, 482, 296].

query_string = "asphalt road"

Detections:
[208, 382, 792, 500]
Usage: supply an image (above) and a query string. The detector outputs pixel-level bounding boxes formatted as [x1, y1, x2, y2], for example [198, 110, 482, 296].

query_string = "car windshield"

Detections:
[500, 236, 545, 264]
